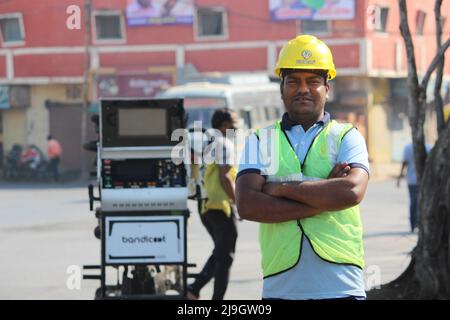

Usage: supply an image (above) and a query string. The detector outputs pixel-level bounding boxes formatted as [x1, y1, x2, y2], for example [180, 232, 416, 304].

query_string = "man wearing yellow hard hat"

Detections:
[236, 35, 370, 300]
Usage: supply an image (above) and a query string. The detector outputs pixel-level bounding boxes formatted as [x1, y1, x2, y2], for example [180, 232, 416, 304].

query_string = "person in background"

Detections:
[397, 142, 431, 232]
[187, 108, 238, 300]
[47, 135, 63, 182]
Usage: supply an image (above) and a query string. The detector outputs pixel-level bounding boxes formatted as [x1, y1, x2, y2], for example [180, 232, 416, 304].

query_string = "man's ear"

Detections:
[325, 82, 330, 100]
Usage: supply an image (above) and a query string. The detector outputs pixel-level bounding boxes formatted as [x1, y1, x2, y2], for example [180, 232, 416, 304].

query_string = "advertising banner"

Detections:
[0, 86, 9, 109]
[0, 85, 30, 109]
[96, 73, 173, 98]
[270, 0, 355, 21]
[126, 0, 194, 26]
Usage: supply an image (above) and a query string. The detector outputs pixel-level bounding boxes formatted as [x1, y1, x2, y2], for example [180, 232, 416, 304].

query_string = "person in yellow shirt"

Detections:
[187, 108, 238, 300]
[444, 103, 450, 123]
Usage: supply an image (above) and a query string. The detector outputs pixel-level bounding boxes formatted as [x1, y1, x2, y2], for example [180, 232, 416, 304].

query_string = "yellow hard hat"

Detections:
[274, 34, 337, 80]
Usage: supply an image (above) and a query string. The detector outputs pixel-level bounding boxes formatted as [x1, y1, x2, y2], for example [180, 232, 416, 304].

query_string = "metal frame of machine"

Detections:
[84, 98, 195, 300]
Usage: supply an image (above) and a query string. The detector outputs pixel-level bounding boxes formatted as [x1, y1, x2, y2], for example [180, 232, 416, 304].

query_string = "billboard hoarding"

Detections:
[270, 0, 355, 21]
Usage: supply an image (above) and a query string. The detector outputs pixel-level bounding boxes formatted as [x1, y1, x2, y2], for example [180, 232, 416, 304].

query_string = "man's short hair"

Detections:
[211, 108, 235, 129]
[47, 135, 53, 140]
[281, 68, 329, 83]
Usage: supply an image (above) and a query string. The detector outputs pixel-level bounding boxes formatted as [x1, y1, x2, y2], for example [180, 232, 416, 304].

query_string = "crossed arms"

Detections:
[235, 163, 369, 223]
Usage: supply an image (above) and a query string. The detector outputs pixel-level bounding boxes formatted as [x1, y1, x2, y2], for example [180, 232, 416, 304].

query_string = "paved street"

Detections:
[0, 178, 417, 300]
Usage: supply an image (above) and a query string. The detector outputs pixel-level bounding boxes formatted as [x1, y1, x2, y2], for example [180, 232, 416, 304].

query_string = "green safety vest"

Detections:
[256, 120, 364, 278]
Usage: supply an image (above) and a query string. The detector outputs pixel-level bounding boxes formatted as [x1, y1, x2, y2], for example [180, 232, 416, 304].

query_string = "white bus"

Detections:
[159, 74, 284, 131]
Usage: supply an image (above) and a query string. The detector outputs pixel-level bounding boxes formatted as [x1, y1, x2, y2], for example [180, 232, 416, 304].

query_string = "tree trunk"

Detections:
[367, 0, 450, 300]
[434, 0, 446, 133]
[414, 119, 450, 299]
[368, 121, 450, 299]
[398, 0, 427, 182]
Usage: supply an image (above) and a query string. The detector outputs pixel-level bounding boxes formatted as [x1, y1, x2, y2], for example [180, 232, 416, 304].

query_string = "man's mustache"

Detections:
[293, 94, 313, 101]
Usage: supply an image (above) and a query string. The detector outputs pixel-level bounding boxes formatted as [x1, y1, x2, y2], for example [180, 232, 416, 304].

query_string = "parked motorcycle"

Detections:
[3, 144, 51, 182]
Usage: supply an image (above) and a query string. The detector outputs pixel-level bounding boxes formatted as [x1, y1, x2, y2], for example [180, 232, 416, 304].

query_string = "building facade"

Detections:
[0, 0, 449, 177]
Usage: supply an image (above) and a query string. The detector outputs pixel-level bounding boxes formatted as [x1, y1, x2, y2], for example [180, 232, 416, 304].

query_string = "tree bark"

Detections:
[434, 0, 446, 133]
[368, 121, 450, 299]
[367, 0, 450, 299]
[414, 120, 450, 298]
[398, 0, 427, 183]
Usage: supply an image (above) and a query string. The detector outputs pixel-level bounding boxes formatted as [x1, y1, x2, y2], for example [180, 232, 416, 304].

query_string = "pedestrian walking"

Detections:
[187, 109, 239, 300]
[47, 135, 63, 182]
[397, 142, 431, 232]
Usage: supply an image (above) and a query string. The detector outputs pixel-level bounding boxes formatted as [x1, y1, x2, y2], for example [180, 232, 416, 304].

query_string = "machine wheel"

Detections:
[94, 287, 103, 300]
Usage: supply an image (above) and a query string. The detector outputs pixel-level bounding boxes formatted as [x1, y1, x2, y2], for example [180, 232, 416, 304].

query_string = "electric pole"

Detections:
[80, 0, 92, 180]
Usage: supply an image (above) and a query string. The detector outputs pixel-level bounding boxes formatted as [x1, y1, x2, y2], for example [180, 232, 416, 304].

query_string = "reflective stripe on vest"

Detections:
[256, 120, 364, 278]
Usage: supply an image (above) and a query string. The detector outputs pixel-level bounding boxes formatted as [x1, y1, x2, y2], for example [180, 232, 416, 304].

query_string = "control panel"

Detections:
[102, 159, 186, 189]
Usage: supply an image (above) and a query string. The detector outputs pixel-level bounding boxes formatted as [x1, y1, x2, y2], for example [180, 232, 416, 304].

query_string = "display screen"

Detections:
[118, 108, 167, 137]
[101, 99, 184, 147]
[114, 160, 156, 180]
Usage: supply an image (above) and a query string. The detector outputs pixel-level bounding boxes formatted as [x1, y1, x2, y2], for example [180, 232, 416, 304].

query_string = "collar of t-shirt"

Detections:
[280, 112, 331, 164]
[280, 111, 331, 131]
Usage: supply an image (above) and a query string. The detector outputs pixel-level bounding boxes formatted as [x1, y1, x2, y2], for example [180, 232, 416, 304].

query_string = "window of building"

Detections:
[416, 10, 426, 35]
[249, 106, 262, 125]
[264, 106, 271, 121]
[274, 107, 282, 119]
[301, 20, 331, 35]
[0, 13, 25, 45]
[240, 110, 252, 129]
[94, 11, 125, 43]
[375, 7, 389, 32]
[195, 7, 228, 40]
